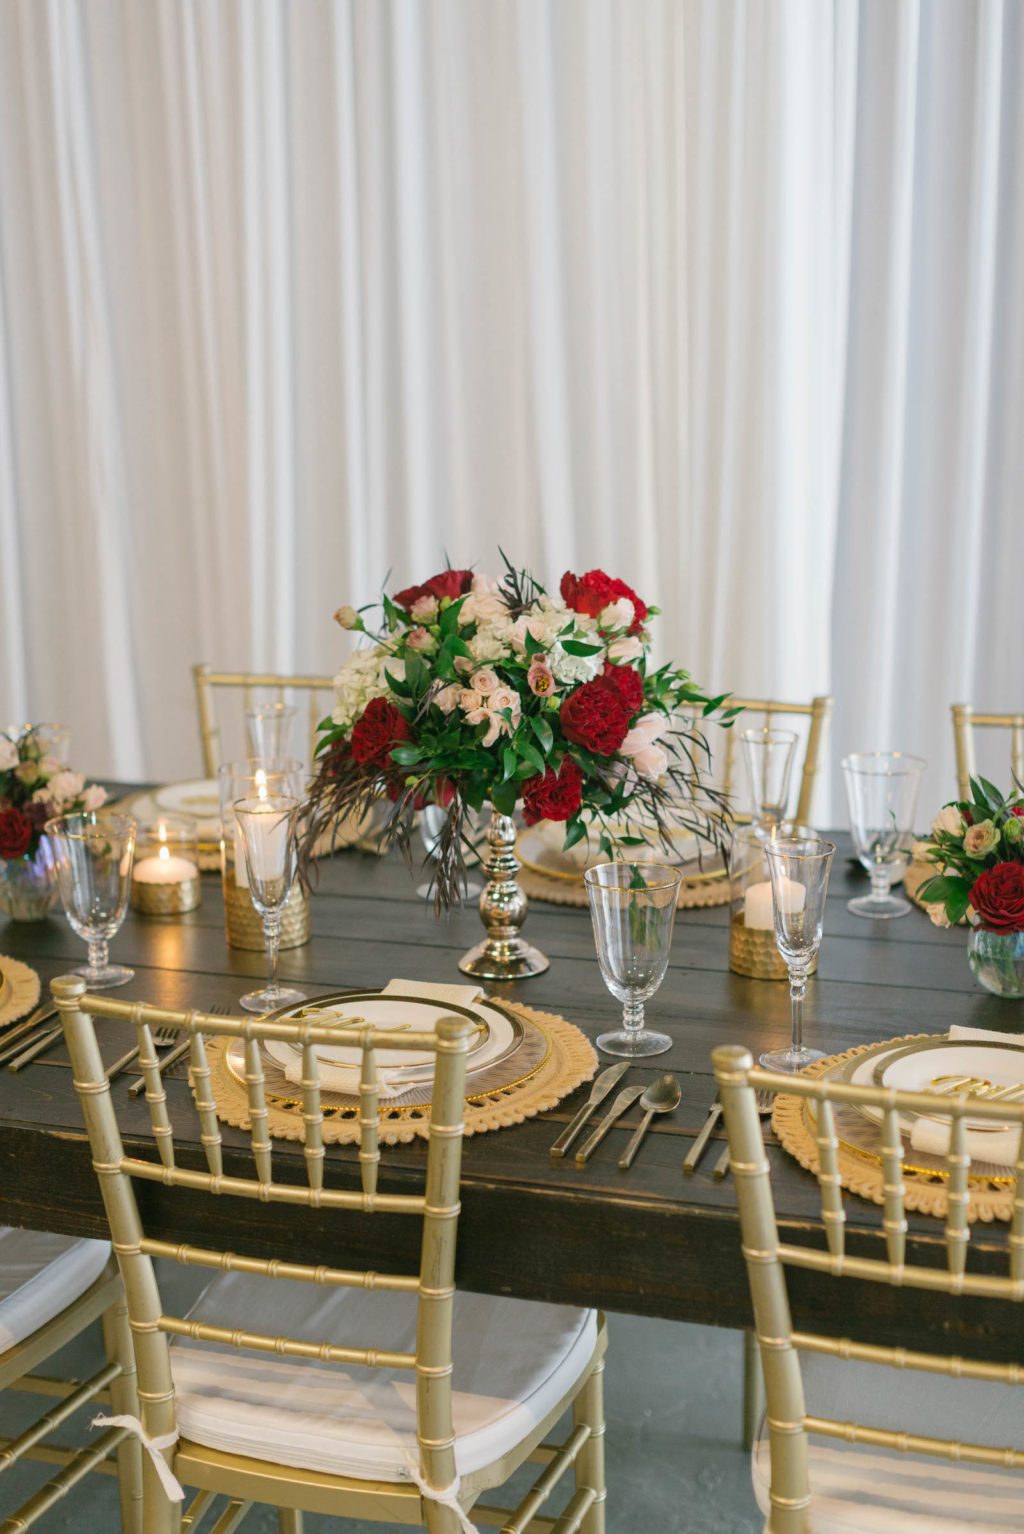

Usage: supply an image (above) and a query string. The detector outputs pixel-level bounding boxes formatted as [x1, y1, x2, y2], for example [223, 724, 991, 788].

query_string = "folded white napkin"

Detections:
[281, 979, 483, 1098]
[908, 1024, 1024, 1168]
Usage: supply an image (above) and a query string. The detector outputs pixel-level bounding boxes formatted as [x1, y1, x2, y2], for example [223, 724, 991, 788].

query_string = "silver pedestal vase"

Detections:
[458, 808, 549, 980]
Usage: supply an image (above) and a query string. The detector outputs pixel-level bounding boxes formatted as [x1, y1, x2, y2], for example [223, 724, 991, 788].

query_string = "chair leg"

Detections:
[277, 1512, 303, 1534]
[742, 1328, 765, 1452]
[572, 1357, 606, 1534]
[102, 1294, 144, 1534]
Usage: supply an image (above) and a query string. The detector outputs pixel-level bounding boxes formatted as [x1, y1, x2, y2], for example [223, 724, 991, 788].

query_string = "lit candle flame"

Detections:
[158, 844, 170, 862]
[255, 768, 268, 802]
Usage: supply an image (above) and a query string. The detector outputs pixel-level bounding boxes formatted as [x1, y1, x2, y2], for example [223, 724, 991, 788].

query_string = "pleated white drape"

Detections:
[0, 0, 1021, 816]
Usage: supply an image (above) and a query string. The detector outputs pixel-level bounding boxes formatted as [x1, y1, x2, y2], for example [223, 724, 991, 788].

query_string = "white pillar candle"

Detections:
[238, 802, 291, 884]
[133, 850, 199, 885]
[744, 877, 806, 929]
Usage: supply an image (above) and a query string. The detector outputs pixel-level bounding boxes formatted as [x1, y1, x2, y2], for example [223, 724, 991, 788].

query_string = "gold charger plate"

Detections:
[517, 829, 726, 887]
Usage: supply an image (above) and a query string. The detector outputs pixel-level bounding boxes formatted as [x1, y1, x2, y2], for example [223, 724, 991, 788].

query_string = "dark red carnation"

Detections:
[970, 863, 1024, 933]
[560, 679, 631, 757]
[350, 697, 412, 769]
[601, 662, 643, 716]
[522, 758, 584, 826]
[393, 581, 430, 611]
[0, 807, 34, 860]
[560, 569, 648, 633]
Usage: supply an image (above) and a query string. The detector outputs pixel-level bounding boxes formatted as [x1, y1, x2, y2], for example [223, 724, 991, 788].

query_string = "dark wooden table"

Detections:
[2, 832, 1022, 1363]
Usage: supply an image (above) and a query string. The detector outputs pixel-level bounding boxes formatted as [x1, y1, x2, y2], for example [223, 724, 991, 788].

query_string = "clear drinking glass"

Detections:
[234, 794, 305, 1013]
[584, 862, 683, 1057]
[245, 702, 297, 763]
[45, 812, 137, 988]
[842, 752, 925, 919]
[739, 727, 798, 837]
[760, 837, 835, 1072]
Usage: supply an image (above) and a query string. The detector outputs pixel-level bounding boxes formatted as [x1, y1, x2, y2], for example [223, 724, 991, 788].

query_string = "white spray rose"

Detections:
[621, 714, 668, 757]
[460, 574, 509, 625]
[606, 633, 645, 663]
[630, 744, 669, 780]
[333, 605, 360, 630]
[433, 684, 461, 715]
[0, 739, 17, 771]
[409, 594, 440, 622]
[599, 597, 635, 630]
[471, 668, 500, 696]
[82, 784, 108, 812]
[488, 687, 521, 717]
[931, 805, 964, 838]
[47, 771, 85, 805]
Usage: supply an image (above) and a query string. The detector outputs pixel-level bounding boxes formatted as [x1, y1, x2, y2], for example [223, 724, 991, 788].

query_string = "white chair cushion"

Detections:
[753, 1353, 1024, 1531]
[0, 1227, 111, 1352]
[170, 1273, 597, 1482]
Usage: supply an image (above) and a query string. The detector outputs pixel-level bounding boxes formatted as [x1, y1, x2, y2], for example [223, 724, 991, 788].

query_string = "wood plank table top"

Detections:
[1, 825, 1022, 1363]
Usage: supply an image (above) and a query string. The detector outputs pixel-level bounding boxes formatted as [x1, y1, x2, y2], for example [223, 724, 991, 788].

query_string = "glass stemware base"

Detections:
[759, 1042, 825, 1073]
[597, 1027, 672, 1058]
[847, 891, 912, 920]
[239, 981, 306, 1015]
[74, 960, 134, 990]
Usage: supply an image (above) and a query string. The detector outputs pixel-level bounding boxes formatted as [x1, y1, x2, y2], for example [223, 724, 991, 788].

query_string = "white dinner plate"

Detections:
[842, 1038, 1024, 1135]
[262, 992, 520, 1085]
[154, 778, 221, 834]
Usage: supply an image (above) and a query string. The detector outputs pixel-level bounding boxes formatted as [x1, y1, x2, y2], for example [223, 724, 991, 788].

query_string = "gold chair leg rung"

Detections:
[502, 1424, 592, 1534]
[206, 1499, 252, 1534]
[0, 1361, 121, 1471]
[0, 1426, 130, 1534]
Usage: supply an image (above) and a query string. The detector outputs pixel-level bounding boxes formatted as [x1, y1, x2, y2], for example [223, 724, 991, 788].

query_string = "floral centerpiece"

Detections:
[0, 731, 107, 921]
[300, 559, 736, 979]
[917, 776, 1024, 998]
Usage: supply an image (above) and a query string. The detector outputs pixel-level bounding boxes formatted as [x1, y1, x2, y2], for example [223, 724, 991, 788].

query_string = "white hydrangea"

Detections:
[548, 642, 605, 685]
[467, 621, 515, 666]
[331, 646, 404, 733]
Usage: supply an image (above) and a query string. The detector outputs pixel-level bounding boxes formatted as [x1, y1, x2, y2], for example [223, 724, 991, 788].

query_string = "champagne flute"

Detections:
[760, 837, 835, 1072]
[234, 794, 306, 1013]
[245, 702, 296, 763]
[584, 862, 683, 1057]
[740, 727, 798, 837]
[45, 812, 137, 988]
[842, 752, 925, 919]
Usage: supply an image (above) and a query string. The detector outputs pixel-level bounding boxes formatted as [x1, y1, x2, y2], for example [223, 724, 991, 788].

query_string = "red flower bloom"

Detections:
[522, 758, 584, 826]
[560, 569, 648, 632]
[970, 862, 1024, 933]
[350, 698, 412, 769]
[393, 569, 473, 610]
[559, 678, 631, 757]
[0, 807, 33, 860]
[601, 662, 643, 716]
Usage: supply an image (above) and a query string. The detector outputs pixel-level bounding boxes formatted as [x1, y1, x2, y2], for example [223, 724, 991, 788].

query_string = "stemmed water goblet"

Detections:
[584, 861, 683, 1057]
[760, 836, 835, 1073]
[234, 794, 306, 1013]
[739, 727, 798, 837]
[45, 812, 137, 988]
[842, 752, 925, 919]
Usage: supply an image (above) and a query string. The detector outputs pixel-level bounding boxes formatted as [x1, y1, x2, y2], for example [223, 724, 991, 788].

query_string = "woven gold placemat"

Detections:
[773, 1037, 1015, 1223]
[518, 867, 728, 910]
[0, 957, 41, 1027]
[204, 1000, 597, 1146]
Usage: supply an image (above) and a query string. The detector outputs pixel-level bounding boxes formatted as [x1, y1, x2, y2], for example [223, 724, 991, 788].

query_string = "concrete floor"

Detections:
[1, 1263, 761, 1532]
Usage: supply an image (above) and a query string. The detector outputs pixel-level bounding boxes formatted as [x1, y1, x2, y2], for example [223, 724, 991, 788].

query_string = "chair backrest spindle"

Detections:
[193, 663, 335, 775]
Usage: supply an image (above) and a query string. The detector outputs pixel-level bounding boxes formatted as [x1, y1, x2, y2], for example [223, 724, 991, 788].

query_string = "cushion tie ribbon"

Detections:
[403, 1453, 479, 1534]
[93, 1413, 184, 1502]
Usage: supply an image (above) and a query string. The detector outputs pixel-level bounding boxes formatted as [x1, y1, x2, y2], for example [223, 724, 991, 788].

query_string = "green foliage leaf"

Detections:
[947, 886, 972, 925]
[517, 739, 546, 775]
[562, 818, 587, 850]
[523, 628, 545, 657]
[559, 640, 603, 657]
[389, 744, 424, 767]
[502, 746, 517, 781]
[531, 715, 554, 754]
[490, 780, 517, 816]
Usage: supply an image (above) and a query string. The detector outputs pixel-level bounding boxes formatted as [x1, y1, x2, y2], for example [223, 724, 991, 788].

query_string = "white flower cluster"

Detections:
[32, 771, 106, 814]
[331, 646, 407, 733]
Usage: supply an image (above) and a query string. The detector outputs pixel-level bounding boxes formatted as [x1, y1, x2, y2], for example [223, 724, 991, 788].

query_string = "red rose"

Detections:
[0, 807, 33, 860]
[560, 569, 648, 633]
[560, 678, 631, 757]
[522, 758, 584, 826]
[970, 863, 1024, 933]
[1010, 807, 1024, 819]
[350, 698, 411, 768]
[393, 569, 474, 610]
[601, 662, 643, 716]
[425, 569, 473, 602]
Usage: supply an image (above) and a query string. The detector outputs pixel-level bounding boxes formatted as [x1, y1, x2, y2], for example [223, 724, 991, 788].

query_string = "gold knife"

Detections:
[575, 1083, 646, 1167]
[550, 1060, 630, 1159]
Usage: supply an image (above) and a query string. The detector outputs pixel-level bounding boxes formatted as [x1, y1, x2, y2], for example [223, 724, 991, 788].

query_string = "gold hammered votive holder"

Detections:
[728, 826, 818, 980]
[223, 865, 310, 950]
[130, 815, 202, 916]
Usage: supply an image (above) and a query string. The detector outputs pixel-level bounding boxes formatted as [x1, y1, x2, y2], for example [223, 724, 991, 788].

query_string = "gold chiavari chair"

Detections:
[952, 704, 1024, 801]
[713, 1043, 1024, 1533]
[192, 665, 336, 775]
[675, 696, 832, 828]
[53, 976, 608, 1534]
[0, 1234, 142, 1532]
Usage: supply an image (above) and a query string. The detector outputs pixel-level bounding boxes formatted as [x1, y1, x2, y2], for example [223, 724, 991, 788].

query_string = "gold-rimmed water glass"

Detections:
[45, 812, 137, 988]
[760, 836, 835, 1073]
[584, 861, 682, 1057]
[740, 727, 798, 837]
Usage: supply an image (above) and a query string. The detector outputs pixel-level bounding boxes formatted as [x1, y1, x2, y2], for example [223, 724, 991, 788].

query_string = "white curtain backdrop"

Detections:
[0, 0, 1021, 822]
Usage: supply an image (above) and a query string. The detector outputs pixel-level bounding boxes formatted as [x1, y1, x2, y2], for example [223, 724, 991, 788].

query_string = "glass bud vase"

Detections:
[967, 927, 1024, 999]
[0, 838, 60, 922]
